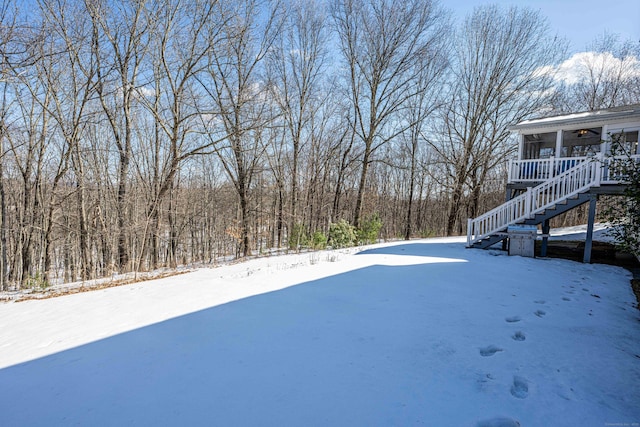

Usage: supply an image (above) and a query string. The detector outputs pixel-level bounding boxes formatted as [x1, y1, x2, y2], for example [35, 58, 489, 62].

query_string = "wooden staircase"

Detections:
[467, 157, 602, 249]
[468, 192, 592, 249]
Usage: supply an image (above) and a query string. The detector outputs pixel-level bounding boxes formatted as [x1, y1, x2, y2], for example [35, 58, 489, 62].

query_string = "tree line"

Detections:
[0, 0, 637, 290]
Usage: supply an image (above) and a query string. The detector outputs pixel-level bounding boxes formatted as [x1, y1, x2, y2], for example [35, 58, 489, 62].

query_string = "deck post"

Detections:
[555, 130, 563, 158]
[502, 188, 514, 251]
[583, 193, 597, 263]
[540, 219, 550, 257]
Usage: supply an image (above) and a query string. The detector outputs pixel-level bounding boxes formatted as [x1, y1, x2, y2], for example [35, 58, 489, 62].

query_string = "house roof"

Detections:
[509, 104, 640, 133]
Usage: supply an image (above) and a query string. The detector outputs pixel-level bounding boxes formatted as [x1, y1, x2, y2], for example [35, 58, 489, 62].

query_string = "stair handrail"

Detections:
[508, 156, 589, 183]
[467, 156, 603, 247]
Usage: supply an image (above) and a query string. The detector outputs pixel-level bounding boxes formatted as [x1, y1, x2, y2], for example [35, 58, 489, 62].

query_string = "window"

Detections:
[562, 128, 602, 158]
[610, 130, 639, 156]
[570, 143, 600, 157]
[539, 147, 555, 158]
[522, 132, 556, 159]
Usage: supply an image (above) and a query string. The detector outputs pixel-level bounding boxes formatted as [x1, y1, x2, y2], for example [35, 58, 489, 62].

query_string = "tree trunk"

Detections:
[0, 164, 6, 291]
[446, 177, 465, 236]
[276, 183, 284, 248]
[405, 177, 415, 240]
[353, 142, 372, 227]
[117, 152, 129, 272]
[405, 142, 418, 240]
[239, 181, 251, 257]
[77, 180, 92, 281]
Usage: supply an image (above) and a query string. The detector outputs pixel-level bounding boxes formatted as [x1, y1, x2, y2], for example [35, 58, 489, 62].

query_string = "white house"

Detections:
[467, 104, 640, 262]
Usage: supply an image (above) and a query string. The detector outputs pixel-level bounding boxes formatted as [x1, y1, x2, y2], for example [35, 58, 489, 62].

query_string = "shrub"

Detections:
[356, 213, 383, 245]
[328, 219, 356, 248]
[288, 223, 309, 249]
[24, 273, 49, 291]
[420, 228, 437, 238]
[602, 134, 640, 258]
[310, 231, 328, 250]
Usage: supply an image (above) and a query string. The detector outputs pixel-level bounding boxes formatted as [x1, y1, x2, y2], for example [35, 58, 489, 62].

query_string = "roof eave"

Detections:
[509, 105, 640, 134]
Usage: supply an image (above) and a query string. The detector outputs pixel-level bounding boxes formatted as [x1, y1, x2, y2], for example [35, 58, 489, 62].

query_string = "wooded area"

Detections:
[0, 0, 638, 290]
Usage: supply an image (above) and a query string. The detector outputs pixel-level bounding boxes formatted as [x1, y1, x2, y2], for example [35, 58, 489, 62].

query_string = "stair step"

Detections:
[469, 163, 600, 248]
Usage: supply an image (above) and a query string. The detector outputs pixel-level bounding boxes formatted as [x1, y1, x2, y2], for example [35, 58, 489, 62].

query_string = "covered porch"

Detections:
[507, 105, 640, 263]
[467, 104, 640, 263]
[508, 106, 640, 184]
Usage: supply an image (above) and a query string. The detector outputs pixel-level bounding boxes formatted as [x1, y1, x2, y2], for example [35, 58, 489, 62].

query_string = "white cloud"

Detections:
[539, 51, 640, 85]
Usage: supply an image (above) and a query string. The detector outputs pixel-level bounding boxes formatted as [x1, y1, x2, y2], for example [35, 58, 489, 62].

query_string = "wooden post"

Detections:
[583, 193, 597, 263]
[525, 187, 533, 218]
[541, 219, 550, 257]
[502, 188, 514, 251]
[517, 133, 524, 161]
[555, 129, 563, 158]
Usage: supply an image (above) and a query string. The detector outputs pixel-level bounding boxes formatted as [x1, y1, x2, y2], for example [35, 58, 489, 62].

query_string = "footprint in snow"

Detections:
[511, 331, 526, 341]
[510, 376, 529, 399]
[534, 300, 546, 304]
[534, 310, 546, 318]
[505, 316, 521, 323]
[476, 373, 495, 391]
[477, 417, 521, 427]
[562, 297, 571, 301]
[480, 345, 503, 357]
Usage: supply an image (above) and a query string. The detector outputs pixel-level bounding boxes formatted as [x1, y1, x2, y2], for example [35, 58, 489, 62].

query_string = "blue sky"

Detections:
[448, 0, 640, 53]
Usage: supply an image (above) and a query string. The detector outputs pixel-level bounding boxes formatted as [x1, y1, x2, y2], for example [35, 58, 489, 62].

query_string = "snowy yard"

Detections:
[0, 236, 639, 426]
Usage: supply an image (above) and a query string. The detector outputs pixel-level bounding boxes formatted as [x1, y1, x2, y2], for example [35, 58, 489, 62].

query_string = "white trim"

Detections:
[510, 105, 640, 134]
[467, 157, 632, 247]
[518, 134, 524, 160]
[555, 130, 562, 158]
[598, 122, 640, 134]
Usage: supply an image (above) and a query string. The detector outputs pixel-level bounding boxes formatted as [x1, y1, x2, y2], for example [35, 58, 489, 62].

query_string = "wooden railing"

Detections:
[507, 156, 589, 183]
[468, 156, 600, 246]
[469, 154, 640, 247]
[601, 154, 640, 183]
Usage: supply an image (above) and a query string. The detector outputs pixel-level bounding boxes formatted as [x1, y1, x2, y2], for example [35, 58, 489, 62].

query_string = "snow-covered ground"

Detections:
[0, 236, 639, 426]
[548, 222, 615, 242]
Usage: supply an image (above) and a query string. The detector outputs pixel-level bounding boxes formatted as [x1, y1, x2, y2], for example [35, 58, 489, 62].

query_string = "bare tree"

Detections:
[400, 41, 449, 239]
[36, 0, 101, 281]
[331, 0, 448, 227]
[86, 0, 153, 272]
[554, 33, 640, 112]
[434, 5, 566, 236]
[0, 0, 20, 290]
[267, 0, 329, 242]
[135, 0, 220, 269]
[203, 0, 282, 257]
[4, 74, 53, 286]
[0, 0, 607, 289]
[0, 87, 8, 290]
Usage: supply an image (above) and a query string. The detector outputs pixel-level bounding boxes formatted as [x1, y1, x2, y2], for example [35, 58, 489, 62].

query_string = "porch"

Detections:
[507, 154, 640, 185]
[467, 104, 640, 262]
